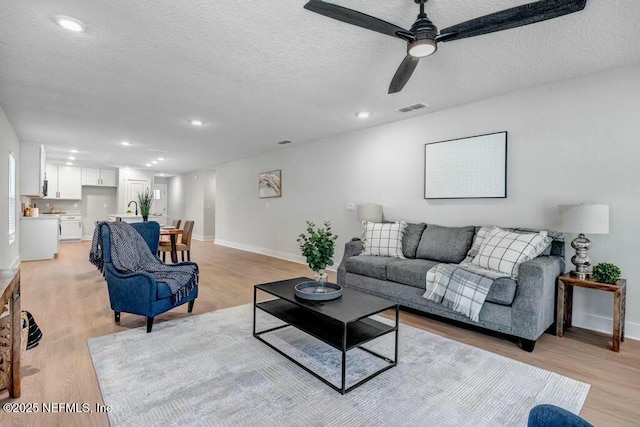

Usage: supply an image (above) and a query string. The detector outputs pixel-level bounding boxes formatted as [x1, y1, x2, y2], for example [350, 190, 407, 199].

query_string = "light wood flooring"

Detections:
[1, 240, 639, 426]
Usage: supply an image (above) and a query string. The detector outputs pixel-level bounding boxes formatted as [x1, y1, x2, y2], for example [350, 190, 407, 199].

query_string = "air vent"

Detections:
[396, 102, 429, 113]
[277, 140, 293, 145]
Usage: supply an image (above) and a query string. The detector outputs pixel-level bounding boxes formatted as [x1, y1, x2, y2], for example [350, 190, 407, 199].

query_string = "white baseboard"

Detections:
[214, 239, 307, 265]
[214, 239, 338, 272]
[193, 234, 215, 242]
[571, 311, 639, 341]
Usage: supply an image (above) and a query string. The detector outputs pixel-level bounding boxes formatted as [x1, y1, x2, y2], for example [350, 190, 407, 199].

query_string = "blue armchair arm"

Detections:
[105, 264, 158, 316]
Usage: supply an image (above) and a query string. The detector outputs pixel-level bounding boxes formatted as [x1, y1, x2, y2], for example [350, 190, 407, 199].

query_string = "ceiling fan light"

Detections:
[408, 38, 437, 58]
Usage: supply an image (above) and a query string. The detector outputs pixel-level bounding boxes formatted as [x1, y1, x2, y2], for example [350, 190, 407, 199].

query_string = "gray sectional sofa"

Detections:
[337, 224, 565, 351]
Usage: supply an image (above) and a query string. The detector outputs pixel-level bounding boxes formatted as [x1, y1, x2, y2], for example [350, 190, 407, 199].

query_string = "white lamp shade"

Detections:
[558, 204, 609, 234]
[357, 204, 383, 223]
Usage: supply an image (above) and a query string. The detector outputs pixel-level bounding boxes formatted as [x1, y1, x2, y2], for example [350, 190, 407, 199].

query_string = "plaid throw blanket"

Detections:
[90, 222, 198, 304]
[423, 263, 507, 322]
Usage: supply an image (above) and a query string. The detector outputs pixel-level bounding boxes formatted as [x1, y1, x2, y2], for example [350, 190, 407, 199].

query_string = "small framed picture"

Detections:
[259, 170, 282, 198]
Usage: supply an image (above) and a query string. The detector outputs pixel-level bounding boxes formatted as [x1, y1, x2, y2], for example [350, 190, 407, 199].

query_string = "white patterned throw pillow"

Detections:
[361, 221, 406, 258]
[462, 225, 493, 264]
[470, 226, 551, 278]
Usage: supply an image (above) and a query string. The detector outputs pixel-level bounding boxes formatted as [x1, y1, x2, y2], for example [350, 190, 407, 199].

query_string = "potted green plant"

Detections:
[297, 221, 338, 290]
[137, 188, 154, 221]
[592, 262, 621, 284]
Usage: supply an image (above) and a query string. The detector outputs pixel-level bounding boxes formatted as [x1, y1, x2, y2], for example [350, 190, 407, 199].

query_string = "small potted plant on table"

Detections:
[137, 188, 154, 222]
[297, 221, 338, 293]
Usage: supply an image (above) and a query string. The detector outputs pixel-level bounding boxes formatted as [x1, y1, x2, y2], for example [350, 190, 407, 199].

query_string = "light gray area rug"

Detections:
[88, 304, 590, 426]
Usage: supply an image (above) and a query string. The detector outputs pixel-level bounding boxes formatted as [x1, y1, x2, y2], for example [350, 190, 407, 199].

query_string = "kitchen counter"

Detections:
[21, 215, 60, 219]
[20, 217, 60, 261]
[108, 214, 167, 226]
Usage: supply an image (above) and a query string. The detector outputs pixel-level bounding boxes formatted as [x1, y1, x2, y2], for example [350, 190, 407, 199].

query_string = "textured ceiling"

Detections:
[1, 0, 639, 175]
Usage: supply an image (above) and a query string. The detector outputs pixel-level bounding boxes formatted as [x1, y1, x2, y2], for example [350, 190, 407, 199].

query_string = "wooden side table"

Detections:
[0, 269, 21, 397]
[556, 274, 626, 352]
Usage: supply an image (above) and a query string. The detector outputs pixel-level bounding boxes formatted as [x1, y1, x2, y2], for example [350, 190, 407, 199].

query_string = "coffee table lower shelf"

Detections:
[253, 297, 398, 394]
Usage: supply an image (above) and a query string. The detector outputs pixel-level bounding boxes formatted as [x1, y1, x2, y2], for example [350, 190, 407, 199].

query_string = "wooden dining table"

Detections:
[160, 227, 183, 263]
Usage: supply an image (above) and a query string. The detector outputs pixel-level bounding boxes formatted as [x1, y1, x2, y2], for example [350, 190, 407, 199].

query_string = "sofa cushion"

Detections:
[485, 277, 518, 306]
[362, 221, 407, 258]
[471, 226, 551, 278]
[402, 223, 427, 259]
[387, 259, 440, 289]
[416, 225, 475, 263]
[346, 255, 401, 281]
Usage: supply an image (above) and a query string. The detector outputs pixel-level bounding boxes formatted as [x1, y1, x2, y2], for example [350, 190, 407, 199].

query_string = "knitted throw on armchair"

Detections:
[90, 221, 198, 304]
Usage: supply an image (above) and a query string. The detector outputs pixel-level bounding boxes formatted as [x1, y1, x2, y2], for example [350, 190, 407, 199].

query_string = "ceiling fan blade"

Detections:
[304, 0, 412, 40]
[437, 0, 587, 43]
[388, 55, 420, 94]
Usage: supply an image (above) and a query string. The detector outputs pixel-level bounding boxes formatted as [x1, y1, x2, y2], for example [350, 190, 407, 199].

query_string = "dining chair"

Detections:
[159, 220, 194, 262]
[158, 219, 181, 257]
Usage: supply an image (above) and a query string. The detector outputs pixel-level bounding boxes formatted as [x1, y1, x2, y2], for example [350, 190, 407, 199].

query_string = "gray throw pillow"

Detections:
[416, 225, 475, 263]
[402, 223, 427, 259]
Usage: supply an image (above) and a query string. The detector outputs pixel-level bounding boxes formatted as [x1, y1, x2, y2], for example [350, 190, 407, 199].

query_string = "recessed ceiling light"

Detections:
[66, 162, 73, 166]
[124, 166, 130, 170]
[68, 156, 76, 160]
[146, 163, 152, 167]
[54, 15, 86, 33]
[151, 160, 158, 164]
[356, 111, 371, 119]
[158, 157, 165, 161]
[189, 119, 203, 126]
[160, 173, 165, 177]
[120, 141, 130, 146]
[70, 149, 79, 153]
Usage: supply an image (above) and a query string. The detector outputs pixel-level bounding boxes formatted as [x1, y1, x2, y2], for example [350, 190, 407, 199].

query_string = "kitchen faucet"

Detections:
[128, 200, 138, 215]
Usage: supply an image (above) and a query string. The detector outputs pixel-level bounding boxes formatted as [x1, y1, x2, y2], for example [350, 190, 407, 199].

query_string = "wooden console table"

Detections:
[556, 274, 626, 352]
[0, 269, 21, 397]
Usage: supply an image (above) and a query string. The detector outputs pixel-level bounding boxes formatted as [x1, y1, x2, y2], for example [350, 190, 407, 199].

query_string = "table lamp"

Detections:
[557, 204, 609, 279]
[357, 204, 383, 223]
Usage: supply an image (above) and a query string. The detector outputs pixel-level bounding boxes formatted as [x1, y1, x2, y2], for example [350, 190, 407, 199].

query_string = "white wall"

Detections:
[167, 170, 215, 241]
[203, 170, 216, 240]
[0, 106, 20, 268]
[216, 63, 640, 339]
[82, 187, 117, 239]
[168, 174, 185, 225]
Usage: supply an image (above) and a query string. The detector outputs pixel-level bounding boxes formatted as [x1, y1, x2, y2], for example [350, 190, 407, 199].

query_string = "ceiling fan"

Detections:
[304, 0, 587, 94]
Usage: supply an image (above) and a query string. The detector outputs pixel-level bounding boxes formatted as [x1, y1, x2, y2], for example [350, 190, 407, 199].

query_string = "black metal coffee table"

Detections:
[253, 277, 399, 394]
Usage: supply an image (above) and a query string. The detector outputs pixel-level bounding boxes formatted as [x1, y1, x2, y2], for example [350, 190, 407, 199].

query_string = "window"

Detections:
[8, 152, 16, 243]
[154, 189, 161, 200]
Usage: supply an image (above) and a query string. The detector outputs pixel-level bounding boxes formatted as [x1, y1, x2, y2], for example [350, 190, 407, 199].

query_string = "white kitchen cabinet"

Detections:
[20, 217, 60, 261]
[45, 165, 82, 199]
[60, 214, 82, 241]
[19, 143, 46, 197]
[82, 168, 117, 187]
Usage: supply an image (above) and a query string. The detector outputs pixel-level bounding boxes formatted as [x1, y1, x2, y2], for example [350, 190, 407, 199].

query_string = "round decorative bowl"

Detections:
[294, 281, 343, 301]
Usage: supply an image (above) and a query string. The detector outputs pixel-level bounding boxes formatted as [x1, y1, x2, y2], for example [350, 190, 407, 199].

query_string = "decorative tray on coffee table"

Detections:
[294, 281, 343, 301]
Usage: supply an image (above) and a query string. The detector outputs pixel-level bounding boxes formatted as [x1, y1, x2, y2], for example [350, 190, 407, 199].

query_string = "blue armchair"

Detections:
[101, 221, 199, 332]
[528, 404, 593, 427]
